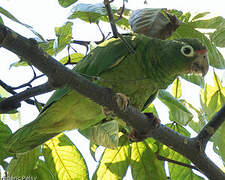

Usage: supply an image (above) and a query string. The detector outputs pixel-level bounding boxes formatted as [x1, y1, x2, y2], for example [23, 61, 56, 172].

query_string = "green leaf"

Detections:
[58, 0, 77, 8]
[213, 70, 223, 90]
[200, 73, 225, 120]
[68, 3, 106, 23]
[59, 53, 84, 65]
[191, 12, 210, 21]
[210, 22, 225, 47]
[181, 74, 204, 87]
[43, 133, 89, 180]
[0, 7, 45, 41]
[213, 123, 225, 164]
[130, 141, 167, 180]
[142, 104, 159, 117]
[182, 12, 191, 23]
[9, 112, 20, 121]
[93, 134, 131, 180]
[170, 24, 225, 69]
[9, 59, 29, 69]
[158, 90, 193, 125]
[90, 143, 99, 162]
[80, 120, 119, 149]
[172, 78, 181, 98]
[8, 147, 40, 177]
[188, 16, 225, 29]
[182, 100, 206, 133]
[0, 15, 3, 24]
[0, 121, 12, 166]
[54, 22, 73, 55]
[32, 160, 55, 180]
[39, 39, 55, 56]
[167, 9, 183, 19]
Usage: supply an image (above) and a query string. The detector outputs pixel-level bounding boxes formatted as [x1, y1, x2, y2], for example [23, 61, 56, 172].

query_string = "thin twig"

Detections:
[115, 0, 125, 23]
[96, 22, 105, 44]
[156, 153, 200, 171]
[104, 0, 118, 38]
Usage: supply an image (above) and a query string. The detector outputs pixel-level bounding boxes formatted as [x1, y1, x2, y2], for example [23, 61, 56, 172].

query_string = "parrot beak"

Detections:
[191, 49, 209, 76]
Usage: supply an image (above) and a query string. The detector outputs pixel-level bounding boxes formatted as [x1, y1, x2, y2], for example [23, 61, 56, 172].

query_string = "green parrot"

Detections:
[5, 34, 209, 153]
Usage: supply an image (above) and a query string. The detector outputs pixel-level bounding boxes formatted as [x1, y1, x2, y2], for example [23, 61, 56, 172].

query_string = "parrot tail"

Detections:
[5, 122, 58, 154]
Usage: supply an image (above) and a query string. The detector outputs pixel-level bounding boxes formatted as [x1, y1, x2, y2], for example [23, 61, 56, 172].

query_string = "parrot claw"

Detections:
[128, 113, 161, 142]
[114, 93, 130, 112]
[102, 106, 113, 116]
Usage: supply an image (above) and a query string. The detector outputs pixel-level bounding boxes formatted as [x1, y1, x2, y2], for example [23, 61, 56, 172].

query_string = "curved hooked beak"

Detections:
[191, 49, 209, 76]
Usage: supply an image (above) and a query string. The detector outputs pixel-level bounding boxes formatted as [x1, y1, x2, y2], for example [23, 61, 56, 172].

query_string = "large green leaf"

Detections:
[8, 147, 40, 177]
[200, 72, 225, 163]
[158, 90, 193, 125]
[130, 141, 167, 180]
[200, 72, 225, 120]
[68, 3, 106, 23]
[54, 22, 73, 55]
[0, 121, 12, 169]
[80, 120, 119, 149]
[170, 24, 225, 69]
[188, 16, 225, 29]
[191, 12, 210, 22]
[92, 134, 130, 180]
[43, 133, 89, 180]
[32, 160, 55, 180]
[0, 6, 45, 41]
[58, 0, 77, 8]
[210, 21, 225, 47]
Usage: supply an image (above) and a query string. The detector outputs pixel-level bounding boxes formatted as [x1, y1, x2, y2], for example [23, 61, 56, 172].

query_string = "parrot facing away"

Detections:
[5, 34, 209, 153]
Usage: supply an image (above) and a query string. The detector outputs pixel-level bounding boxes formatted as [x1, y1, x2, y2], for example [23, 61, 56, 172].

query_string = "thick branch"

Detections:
[0, 23, 224, 179]
[0, 82, 53, 113]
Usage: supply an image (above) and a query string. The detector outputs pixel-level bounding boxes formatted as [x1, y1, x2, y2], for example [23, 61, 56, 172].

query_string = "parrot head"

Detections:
[174, 39, 209, 76]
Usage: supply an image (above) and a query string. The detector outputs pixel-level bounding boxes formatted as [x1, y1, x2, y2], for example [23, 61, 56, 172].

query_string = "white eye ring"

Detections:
[181, 45, 194, 57]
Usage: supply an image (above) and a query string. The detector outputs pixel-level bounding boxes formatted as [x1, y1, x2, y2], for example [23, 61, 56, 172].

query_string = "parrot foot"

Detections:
[102, 106, 113, 116]
[128, 113, 161, 142]
[114, 93, 130, 112]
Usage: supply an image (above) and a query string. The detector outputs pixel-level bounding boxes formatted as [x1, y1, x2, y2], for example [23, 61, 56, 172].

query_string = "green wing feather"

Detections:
[43, 34, 136, 110]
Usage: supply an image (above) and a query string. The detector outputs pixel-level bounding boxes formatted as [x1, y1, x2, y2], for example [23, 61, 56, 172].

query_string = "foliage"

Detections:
[0, 1, 225, 179]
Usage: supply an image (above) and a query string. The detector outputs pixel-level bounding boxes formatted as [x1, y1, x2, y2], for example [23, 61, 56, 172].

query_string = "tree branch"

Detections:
[0, 79, 45, 107]
[0, 23, 224, 179]
[104, 0, 118, 38]
[0, 82, 53, 113]
[196, 104, 225, 149]
[156, 154, 199, 171]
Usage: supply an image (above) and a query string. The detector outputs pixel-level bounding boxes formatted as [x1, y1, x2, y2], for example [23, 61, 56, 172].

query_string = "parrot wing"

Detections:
[42, 34, 136, 111]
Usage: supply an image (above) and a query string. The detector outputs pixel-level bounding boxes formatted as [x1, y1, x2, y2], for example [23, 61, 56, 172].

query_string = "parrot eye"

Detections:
[181, 45, 194, 57]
